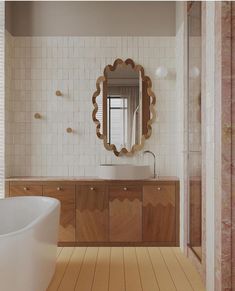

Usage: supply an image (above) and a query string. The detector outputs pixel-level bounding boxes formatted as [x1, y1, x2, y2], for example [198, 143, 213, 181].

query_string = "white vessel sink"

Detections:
[98, 164, 151, 180]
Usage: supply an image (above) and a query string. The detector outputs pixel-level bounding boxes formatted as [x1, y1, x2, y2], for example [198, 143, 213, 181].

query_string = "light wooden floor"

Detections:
[48, 247, 205, 291]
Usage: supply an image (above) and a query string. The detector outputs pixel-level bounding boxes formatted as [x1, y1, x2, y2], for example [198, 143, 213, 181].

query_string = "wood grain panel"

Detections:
[43, 184, 76, 243]
[10, 184, 42, 196]
[143, 184, 176, 242]
[109, 185, 142, 242]
[76, 185, 108, 242]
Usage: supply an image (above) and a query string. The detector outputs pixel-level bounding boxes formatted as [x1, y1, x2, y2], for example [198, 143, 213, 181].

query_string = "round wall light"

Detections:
[155, 66, 168, 78]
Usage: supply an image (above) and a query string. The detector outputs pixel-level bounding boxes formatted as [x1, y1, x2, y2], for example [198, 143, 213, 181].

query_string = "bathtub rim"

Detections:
[0, 196, 60, 239]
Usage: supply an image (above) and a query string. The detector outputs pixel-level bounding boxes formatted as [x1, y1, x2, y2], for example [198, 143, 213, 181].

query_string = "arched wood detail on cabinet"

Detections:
[143, 184, 177, 243]
[76, 185, 109, 242]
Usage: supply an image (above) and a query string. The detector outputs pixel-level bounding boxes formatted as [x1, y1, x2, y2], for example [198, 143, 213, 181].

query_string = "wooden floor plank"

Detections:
[48, 247, 204, 291]
[58, 247, 87, 291]
[57, 247, 63, 258]
[148, 247, 176, 291]
[136, 247, 160, 291]
[47, 247, 74, 291]
[124, 247, 142, 291]
[74, 247, 99, 291]
[160, 247, 194, 291]
[109, 247, 125, 291]
[92, 247, 111, 291]
[172, 248, 205, 291]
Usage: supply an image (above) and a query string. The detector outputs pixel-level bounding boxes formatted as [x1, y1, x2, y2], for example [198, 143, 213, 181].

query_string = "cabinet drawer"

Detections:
[43, 184, 75, 196]
[10, 185, 42, 196]
[143, 184, 175, 206]
[109, 185, 142, 201]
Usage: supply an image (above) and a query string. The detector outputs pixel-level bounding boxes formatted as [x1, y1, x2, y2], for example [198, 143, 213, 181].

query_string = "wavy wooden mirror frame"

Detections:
[92, 58, 156, 157]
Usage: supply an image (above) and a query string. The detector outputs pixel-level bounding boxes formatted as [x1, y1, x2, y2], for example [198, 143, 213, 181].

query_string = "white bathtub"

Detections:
[0, 196, 60, 291]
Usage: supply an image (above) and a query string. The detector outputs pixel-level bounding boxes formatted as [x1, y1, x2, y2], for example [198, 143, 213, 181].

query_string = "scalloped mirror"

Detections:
[92, 58, 156, 157]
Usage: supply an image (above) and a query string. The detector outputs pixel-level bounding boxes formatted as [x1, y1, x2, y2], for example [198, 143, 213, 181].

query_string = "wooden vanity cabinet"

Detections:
[143, 182, 179, 244]
[76, 184, 109, 242]
[109, 185, 142, 242]
[6, 178, 179, 246]
[43, 184, 76, 243]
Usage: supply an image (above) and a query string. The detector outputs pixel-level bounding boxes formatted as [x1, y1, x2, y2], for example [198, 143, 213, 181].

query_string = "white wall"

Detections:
[5, 33, 180, 177]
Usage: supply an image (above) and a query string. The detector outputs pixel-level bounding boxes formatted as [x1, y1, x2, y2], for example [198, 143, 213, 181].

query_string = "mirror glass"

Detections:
[188, 1, 202, 260]
[93, 59, 156, 156]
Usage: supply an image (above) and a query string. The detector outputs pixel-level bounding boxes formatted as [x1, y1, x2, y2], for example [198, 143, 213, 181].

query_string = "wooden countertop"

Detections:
[6, 176, 179, 182]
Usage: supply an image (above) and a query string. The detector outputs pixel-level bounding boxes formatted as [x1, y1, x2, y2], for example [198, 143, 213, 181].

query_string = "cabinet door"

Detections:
[109, 185, 142, 242]
[43, 184, 76, 243]
[143, 184, 176, 243]
[76, 185, 109, 242]
[10, 184, 42, 196]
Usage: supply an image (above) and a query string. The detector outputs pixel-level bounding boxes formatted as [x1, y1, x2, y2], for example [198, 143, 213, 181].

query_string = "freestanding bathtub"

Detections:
[0, 196, 60, 291]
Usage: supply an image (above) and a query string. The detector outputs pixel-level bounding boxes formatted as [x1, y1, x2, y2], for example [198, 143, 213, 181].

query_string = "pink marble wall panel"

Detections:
[232, 2, 235, 289]
[214, 2, 232, 290]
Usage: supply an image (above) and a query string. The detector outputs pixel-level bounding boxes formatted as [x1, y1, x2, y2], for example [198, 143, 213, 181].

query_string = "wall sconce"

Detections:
[56, 90, 62, 96]
[189, 66, 200, 79]
[34, 113, 41, 119]
[155, 66, 168, 78]
[66, 127, 73, 133]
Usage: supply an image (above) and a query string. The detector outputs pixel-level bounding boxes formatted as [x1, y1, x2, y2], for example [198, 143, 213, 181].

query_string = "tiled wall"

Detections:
[5, 33, 179, 177]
